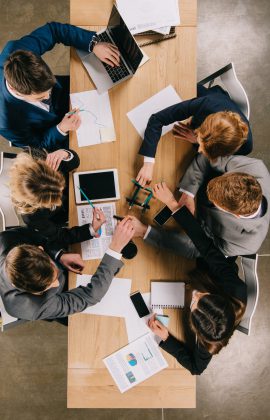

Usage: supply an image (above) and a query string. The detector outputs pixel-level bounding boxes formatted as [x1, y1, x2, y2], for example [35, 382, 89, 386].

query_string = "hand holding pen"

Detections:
[92, 208, 106, 237]
[58, 108, 81, 133]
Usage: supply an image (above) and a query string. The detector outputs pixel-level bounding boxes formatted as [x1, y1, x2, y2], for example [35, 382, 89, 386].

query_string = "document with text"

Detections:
[103, 333, 168, 393]
[77, 202, 116, 260]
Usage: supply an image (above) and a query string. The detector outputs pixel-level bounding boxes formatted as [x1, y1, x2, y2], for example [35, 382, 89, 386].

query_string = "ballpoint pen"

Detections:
[77, 186, 102, 235]
[66, 108, 85, 116]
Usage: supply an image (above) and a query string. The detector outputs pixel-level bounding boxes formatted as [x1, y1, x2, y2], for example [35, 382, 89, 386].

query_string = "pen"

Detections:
[66, 108, 85, 116]
[77, 187, 102, 236]
[113, 215, 124, 221]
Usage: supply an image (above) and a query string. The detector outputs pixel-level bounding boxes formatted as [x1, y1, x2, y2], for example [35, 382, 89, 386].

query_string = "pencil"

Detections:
[77, 187, 101, 222]
[66, 108, 84, 116]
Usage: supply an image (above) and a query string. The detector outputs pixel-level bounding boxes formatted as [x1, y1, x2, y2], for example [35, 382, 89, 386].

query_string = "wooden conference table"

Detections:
[68, 0, 197, 408]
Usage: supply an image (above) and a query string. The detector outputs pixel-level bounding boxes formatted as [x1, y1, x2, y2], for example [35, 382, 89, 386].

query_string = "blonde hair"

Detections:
[9, 152, 65, 214]
[196, 111, 249, 161]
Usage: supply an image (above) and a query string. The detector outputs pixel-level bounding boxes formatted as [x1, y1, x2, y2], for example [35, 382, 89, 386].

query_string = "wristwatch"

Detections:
[89, 35, 99, 53]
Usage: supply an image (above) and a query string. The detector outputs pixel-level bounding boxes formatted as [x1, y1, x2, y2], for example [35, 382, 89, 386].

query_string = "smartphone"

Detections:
[153, 206, 173, 226]
[130, 291, 150, 318]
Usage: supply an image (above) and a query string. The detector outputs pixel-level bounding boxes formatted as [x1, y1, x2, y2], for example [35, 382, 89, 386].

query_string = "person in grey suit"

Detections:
[130, 154, 270, 257]
[0, 217, 134, 322]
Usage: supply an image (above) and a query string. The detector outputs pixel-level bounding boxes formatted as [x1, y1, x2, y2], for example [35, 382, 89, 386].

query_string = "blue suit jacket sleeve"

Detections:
[2, 22, 95, 56]
[138, 97, 206, 158]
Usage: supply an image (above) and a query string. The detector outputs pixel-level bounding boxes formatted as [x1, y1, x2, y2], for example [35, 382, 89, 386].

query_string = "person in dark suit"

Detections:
[0, 22, 120, 150]
[130, 205, 247, 375]
[0, 217, 135, 321]
[9, 148, 106, 244]
[136, 85, 252, 186]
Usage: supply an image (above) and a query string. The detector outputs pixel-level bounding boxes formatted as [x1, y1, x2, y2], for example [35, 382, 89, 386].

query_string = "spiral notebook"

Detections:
[151, 281, 185, 309]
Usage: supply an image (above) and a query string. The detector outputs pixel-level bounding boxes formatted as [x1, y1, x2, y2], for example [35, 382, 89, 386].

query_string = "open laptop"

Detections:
[76, 4, 143, 93]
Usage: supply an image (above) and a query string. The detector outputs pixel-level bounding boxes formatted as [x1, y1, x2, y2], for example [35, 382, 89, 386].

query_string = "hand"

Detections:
[128, 216, 148, 238]
[136, 162, 154, 187]
[172, 122, 198, 144]
[59, 253, 85, 274]
[58, 108, 81, 133]
[93, 42, 120, 67]
[152, 182, 179, 212]
[110, 217, 135, 253]
[92, 208, 106, 236]
[148, 315, 169, 341]
[45, 149, 69, 171]
[178, 192, 196, 215]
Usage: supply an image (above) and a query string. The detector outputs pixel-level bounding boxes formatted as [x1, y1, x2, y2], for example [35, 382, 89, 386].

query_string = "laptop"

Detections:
[76, 4, 143, 93]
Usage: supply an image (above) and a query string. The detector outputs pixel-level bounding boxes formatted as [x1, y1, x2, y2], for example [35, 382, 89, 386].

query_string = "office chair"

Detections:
[198, 62, 250, 119]
[236, 254, 259, 336]
[0, 151, 20, 231]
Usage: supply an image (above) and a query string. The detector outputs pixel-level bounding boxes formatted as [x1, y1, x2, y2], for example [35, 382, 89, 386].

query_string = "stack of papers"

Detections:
[116, 0, 180, 35]
[70, 90, 116, 147]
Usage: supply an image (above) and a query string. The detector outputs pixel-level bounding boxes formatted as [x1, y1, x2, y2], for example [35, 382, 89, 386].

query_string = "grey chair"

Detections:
[198, 62, 250, 119]
[236, 254, 259, 335]
[0, 151, 20, 231]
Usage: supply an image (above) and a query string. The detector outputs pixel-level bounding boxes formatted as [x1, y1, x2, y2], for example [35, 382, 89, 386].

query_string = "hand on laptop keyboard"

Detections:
[93, 42, 120, 67]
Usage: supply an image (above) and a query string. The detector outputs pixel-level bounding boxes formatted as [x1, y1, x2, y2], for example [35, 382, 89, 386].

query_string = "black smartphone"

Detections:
[130, 291, 150, 318]
[153, 206, 173, 226]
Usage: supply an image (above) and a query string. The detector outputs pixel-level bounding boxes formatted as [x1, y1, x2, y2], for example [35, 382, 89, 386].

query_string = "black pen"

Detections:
[113, 215, 124, 221]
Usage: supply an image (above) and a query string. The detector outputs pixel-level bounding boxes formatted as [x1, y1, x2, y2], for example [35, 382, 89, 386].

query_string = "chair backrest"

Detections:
[198, 62, 250, 119]
[236, 254, 259, 335]
[0, 152, 20, 230]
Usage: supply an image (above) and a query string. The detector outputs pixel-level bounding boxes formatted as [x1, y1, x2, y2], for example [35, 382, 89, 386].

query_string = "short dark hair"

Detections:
[5, 245, 55, 293]
[4, 50, 56, 94]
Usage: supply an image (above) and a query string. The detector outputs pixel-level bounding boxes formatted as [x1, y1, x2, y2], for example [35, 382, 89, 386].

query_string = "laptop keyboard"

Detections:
[97, 32, 130, 83]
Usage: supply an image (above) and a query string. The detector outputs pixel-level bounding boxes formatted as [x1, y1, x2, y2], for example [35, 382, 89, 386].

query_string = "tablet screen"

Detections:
[78, 171, 116, 201]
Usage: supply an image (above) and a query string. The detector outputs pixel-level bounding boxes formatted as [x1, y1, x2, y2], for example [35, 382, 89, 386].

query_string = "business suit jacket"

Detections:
[0, 22, 95, 150]
[159, 206, 247, 375]
[0, 227, 123, 320]
[139, 85, 252, 158]
[179, 154, 270, 256]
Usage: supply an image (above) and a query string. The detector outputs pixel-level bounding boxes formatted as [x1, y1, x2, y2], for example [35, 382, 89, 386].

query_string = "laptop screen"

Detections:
[107, 5, 143, 73]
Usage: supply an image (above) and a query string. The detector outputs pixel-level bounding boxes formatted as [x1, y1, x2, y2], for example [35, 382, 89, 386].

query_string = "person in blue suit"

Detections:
[136, 85, 253, 186]
[0, 22, 120, 150]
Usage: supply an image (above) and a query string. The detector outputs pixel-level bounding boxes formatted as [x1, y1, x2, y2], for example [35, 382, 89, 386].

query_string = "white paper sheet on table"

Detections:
[116, 0, 180, 35]
[70, 90, 116, 147]
[77, 202, 116, 260]
[127, 85, 182, 139]
[76, 275, 132, 317]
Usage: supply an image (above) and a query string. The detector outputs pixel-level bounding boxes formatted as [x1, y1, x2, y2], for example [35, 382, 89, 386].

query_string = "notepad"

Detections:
[151, 281, 185, 309]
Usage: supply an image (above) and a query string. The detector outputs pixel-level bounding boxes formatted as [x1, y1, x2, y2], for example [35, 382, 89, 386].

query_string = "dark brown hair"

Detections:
[4, 50, 56, 94]
[5, 245, 55, 293]
[207, 172, 262, 216]
[188, 270, 246, 355]
[196, 111, 248, 161]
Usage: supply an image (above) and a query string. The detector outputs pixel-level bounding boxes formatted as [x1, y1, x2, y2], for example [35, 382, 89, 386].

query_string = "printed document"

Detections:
[116, 0, 180, 34]
[70, 90, 116, 147]
[77, 202, 116, 260]
[103, 333, 168, 392]
[127, 85, 182, 138]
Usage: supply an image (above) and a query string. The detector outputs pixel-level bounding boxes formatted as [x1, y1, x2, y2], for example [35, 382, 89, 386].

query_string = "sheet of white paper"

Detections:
[77, 202, 116, 260]
[127, 85, 182, 139]
[70, 90, 115, 147]
[139, 49, 150, 67]
[103, 333, 168, 393]
[153, 26, 171, 35]
[116, 0, 180, 34]
[76, 276, 132, 317]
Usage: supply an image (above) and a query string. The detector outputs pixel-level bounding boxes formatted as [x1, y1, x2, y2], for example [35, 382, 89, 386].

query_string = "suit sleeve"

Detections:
[138, 97, 206, 158]
[3, 22, 95, 56]
[33, 254, 124, 319]
[160, 335, 212, 375]
[179, 153, 212, 196]
[172, 206, 247, 303]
